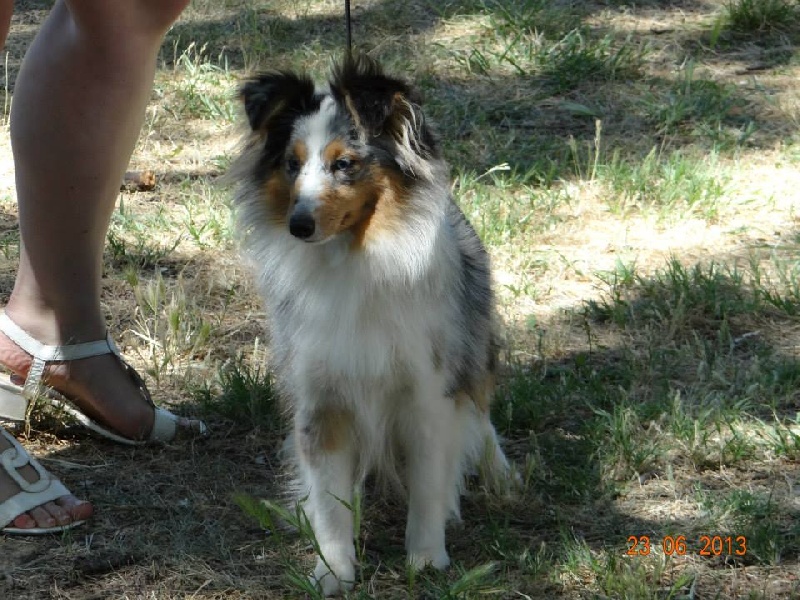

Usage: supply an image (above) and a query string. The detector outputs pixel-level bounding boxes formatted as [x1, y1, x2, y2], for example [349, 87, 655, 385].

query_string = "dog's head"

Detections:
[239, 55, 439, 246]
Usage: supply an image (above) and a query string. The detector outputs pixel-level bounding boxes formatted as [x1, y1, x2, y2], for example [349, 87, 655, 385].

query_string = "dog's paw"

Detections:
[310, 555, 356, 597]
[406, 547, 451, 571]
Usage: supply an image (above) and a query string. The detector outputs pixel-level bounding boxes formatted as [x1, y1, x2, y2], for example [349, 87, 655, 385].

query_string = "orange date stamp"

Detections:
[626, 535, 747, 557]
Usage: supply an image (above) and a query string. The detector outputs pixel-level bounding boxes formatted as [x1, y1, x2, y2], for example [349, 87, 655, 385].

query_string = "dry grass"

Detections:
[1, 0, 800, 598]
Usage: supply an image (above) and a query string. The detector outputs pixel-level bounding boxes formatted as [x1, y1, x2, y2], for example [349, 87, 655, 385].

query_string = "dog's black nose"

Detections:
[289, 212, 316, 239]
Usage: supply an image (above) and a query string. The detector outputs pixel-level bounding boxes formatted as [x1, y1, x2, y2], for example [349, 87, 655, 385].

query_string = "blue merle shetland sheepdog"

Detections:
[231, 55, 514, 596]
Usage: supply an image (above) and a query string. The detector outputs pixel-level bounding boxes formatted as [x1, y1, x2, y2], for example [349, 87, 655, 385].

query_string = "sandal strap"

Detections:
[0, 313, 207, 445]
[0, 428, 51, 493]
[0, 312, 119, 400]
[0, 313, 118, 361]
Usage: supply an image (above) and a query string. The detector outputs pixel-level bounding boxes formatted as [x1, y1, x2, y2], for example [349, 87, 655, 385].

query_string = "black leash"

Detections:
[345, 0, 352, 55]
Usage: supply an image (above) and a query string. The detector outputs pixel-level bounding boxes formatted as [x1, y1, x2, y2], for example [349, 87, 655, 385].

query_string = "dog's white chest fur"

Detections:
[267, 241, 442, 399]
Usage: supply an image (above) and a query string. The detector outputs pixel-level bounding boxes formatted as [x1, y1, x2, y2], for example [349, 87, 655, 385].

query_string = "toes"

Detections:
[178, 416, 208, 435]
[57, 495, 94, 521]
[9, 495, 92, 531]
[26, 505, 57, 529]
[174, 416, 209, 439]
[42, 500, 72, 526]
[10, 511, 36, 530]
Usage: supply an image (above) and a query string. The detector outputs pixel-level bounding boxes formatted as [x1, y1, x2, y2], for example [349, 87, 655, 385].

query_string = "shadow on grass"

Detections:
[483, 237, 800, 593]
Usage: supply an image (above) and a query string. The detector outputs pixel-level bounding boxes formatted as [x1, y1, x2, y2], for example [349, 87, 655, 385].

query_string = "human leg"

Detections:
[0, 0, 202, 441]
[0, 0, 10, 48]
[0, 0, 200, 531]
[0, 0, 93, 535]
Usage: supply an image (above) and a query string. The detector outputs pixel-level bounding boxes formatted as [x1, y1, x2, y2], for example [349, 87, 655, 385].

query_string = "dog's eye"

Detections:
[285, 157, 301, 175]
[333, 157, 354, 172]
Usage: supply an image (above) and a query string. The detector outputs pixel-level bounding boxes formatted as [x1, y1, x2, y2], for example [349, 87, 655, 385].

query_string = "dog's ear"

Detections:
[240, 71, 316, 133]
[329, 55, 438, 173]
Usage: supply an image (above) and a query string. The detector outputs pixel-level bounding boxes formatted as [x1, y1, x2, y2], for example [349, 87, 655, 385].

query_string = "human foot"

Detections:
[0, 313, 206, 443]
[0, 426, 93, 533]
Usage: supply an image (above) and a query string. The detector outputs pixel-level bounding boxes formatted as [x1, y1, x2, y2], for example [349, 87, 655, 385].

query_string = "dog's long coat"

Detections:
[232, 55, 512, 595]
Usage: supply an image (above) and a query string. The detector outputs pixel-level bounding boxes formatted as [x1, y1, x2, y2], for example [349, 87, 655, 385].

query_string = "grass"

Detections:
[159, 41, 238, 122]
[644, 61, 755, 148]
[440, 2, 646, 90]
[725, 0, 800, 34]
[1, 0, 800, 598]
[597, 147, 728, 220]
[195, 357, 280, 431]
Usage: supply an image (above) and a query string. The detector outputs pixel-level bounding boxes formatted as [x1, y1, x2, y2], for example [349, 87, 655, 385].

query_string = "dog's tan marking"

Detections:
[262, 171, 291, 225]
[314, 162, 390, 243]
[351, 165, 408, 249]
[322, 139, 349, 166]
[469, 373, 495, 413]
[316, 183, 376, 240]
[291, 140, 308, 164]
[452, 373, 495, 414]
[453, 390, 471, 410]
[297, 406, 353, 464]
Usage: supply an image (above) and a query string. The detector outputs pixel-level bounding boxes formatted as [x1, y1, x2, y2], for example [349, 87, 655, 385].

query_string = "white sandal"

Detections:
[0, 426, 87, 534]
[0, 312, 207, 445]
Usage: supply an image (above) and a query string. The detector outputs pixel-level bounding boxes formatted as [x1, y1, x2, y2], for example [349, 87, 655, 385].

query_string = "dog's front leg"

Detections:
[296, 406, 358, 596]
[403, 391, 462, 571]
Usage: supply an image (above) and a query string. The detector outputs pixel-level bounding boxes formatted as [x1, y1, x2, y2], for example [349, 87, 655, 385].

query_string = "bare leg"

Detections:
[0, 0, 189, 529]
[0, 0, 10, 48]
[0, 0, 196, 441]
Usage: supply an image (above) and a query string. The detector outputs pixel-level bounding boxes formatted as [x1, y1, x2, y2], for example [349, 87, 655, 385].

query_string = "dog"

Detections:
[231, 55, 514, 596]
